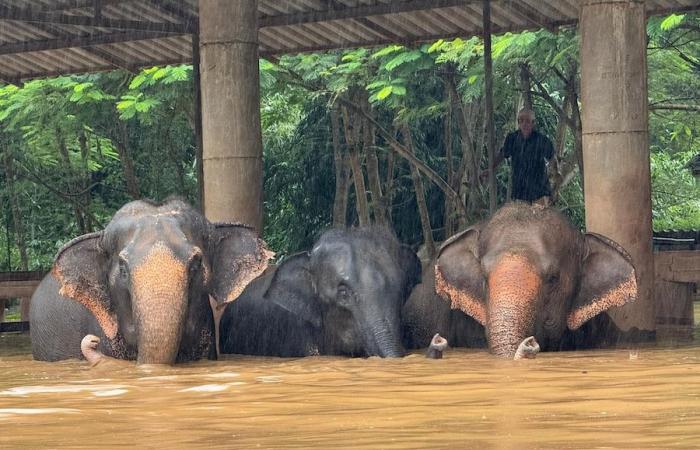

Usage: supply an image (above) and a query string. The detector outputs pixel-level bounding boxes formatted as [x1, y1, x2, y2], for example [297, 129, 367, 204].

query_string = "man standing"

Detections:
[494, 108, 555, 206]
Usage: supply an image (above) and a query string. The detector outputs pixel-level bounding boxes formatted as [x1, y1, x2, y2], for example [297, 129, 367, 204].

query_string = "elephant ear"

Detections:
[208, 223, 274, 307]
[567, 233, 638, 330]
[434, 227, 487, 326]
[51, 232, 118, 340]
[264, 252, 322, 328]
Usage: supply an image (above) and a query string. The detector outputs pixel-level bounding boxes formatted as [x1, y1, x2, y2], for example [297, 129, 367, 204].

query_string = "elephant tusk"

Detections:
[513, 336, 540, 360]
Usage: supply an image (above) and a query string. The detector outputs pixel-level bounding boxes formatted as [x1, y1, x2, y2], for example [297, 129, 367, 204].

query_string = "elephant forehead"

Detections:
[488, 254, 542, 302]
[311, 241, 354, 276]
[131, 242, 188, 290]
[105, 214, 203, 252]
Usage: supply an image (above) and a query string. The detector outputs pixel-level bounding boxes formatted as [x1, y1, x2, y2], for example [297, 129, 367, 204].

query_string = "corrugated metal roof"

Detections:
[0, 0, 696, 82]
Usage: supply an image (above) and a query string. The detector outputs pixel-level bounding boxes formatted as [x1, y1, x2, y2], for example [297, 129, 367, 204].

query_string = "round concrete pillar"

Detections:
[199, 0, 263, 231]
[580, 0, 654, 333]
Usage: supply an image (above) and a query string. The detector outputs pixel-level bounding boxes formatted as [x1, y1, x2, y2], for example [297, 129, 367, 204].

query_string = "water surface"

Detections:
[1, 333, 699, 449]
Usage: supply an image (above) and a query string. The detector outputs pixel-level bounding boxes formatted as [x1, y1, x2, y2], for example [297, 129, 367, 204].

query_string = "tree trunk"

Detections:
[402, 124, 435, 258]
[445, 74, 481, 224]
[569, 86, 584, 191]
[2, 145, 28, 271]
[337, 95, 465, 217]
[341, 105, 370, 227]
[55, 127, 87, 233]
[78, 131, 94, 231]
[331, 108, 350, 227]
[444, 84, 456, 238]
[361, 97, 387, 226]
[164, 125, 186, 194]
[383, 150, 395, 225]
[483, 0, 497, 214]
[519, 62, 533, 110]
[116, 121, 141, 199]
[4, 138, 30, 322]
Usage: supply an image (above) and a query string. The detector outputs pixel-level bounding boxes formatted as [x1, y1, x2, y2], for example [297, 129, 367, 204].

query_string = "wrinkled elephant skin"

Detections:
[30, 198, 271, 365]
[221, 228, 421, 358]
[403, 202, 638, 358]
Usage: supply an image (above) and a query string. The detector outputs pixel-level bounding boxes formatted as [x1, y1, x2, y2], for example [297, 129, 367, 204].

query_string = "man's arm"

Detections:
[481, 133, 510, 180]
[495, 132, 515, 170]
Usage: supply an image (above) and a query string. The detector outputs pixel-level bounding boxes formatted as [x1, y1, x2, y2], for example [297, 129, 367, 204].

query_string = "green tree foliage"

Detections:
[0, 13, 698, 270]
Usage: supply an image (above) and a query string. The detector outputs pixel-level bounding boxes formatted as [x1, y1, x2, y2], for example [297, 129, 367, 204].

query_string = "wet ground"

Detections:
[1, 330, 700, 449]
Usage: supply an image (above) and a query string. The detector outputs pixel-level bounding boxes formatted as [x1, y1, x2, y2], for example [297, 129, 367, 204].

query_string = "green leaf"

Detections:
[371, 45, 404, 58]
[365, 80, 388, 90]
[152, 67, 169, 80]
[427, 39, 445, 53]
[660, 14, 685, 31]
[129, 74, 147, 89]
[383, 50, 422, 71]
[376, 86, 393, 100]
[116, 100, 134, 111]
[391, 85, 406, 96]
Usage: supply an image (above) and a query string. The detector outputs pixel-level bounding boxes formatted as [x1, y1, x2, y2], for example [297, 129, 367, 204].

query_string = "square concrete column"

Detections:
[199, 0, 263, 231]
[580, 0, 654, 334]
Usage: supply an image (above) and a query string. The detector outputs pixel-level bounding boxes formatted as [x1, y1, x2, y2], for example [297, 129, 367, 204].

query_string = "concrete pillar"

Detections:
[199, 0, 263, 231]
[580, 0, 654, 333]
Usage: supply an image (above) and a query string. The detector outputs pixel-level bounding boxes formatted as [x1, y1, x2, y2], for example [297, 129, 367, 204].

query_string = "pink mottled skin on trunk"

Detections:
[487, 253, 542, 358]
[131, 242, 188, 365]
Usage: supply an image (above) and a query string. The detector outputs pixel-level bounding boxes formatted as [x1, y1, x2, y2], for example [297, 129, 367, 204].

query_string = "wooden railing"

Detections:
[0, 271, 46, 332]
[654, 250, 700, 343]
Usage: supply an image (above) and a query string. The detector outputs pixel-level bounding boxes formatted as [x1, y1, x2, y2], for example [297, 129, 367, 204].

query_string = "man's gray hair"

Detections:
[517, 108, 535, 120]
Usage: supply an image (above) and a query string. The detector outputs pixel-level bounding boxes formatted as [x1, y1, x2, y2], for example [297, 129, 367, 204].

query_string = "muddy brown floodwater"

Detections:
[1, 333, 700, 449]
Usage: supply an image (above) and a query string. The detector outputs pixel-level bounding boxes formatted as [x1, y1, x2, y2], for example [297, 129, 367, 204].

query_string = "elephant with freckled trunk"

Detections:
[220, 228, 421, 358]
[30, 198, 272, 365]
[402, 202, 639, 358]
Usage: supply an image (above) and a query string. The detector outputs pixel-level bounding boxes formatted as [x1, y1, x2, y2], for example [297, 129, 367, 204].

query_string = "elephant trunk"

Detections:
[131, 244, 189, 365]
[486, 254, 541, 358]
[365, 316, 405, 358]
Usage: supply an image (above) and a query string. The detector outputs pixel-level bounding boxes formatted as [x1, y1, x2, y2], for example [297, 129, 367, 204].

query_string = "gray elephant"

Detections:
[220, 228, 421, 358]
[403, 202, 638, 358]
[30, 198, 272, 364]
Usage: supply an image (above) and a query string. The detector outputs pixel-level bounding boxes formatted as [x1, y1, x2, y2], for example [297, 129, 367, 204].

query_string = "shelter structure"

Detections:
[0, 0, 698, 338]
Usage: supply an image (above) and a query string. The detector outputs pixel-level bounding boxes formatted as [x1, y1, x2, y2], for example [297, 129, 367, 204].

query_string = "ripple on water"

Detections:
[179, 382, 245, 393]
[0, 345, 699, 448]
[0, 384, 129, 396]
[0, 408, 80, 418]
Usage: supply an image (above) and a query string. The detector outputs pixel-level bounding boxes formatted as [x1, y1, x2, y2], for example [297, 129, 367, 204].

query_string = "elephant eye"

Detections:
[118, 258, 129, 279]
[547, 272, 560, 284]
[189, 254, 202, 277]
[337, 284, 351, 300]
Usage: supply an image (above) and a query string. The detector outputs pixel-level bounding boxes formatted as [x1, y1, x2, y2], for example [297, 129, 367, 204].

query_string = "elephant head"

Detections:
[51, 199, 271, 364]
[266, 229, 420, 357]
[435, 202, 637, 358]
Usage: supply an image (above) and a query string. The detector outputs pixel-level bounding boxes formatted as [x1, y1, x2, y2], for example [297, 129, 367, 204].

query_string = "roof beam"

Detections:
[147, 0, 198, 24]
[0, 30, 179, 56]
[259, 17, 578, 57]
[0, 5, 194, 33]
[42, 0, 127, 11]
[506, 2, 556, 32]
[0, 1, 134, 71]
[259, 0, 472, 28]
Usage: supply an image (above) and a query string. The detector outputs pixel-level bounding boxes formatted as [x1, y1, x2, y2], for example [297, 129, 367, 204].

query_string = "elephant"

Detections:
[402, 202, 638, 358]
[30, 198, 272, 364]
[220, 228, 421, 358]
